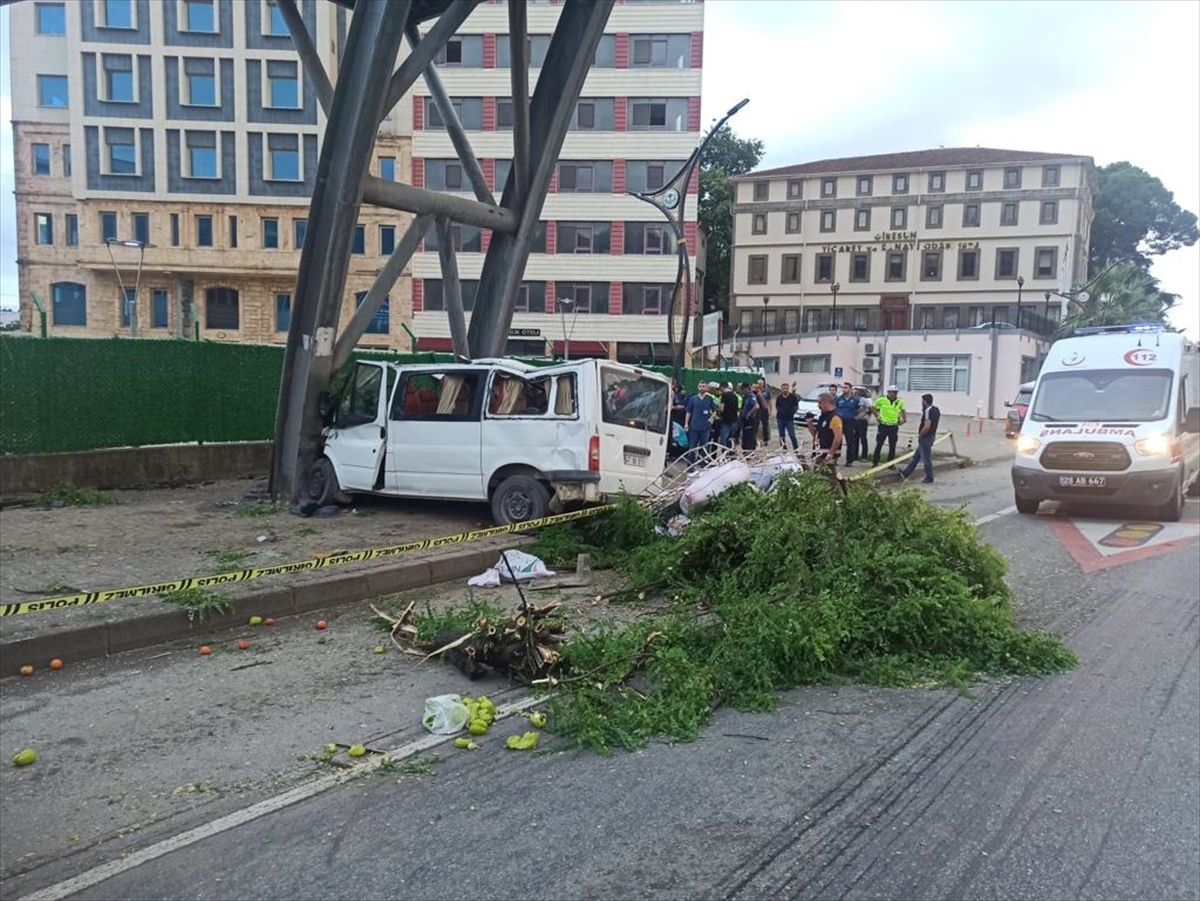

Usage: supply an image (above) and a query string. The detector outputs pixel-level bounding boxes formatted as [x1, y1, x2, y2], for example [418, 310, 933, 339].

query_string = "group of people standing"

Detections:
[675, 378, 777, 458]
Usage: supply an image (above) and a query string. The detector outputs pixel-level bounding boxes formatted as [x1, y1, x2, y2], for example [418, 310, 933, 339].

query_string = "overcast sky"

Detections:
[2, 0, 1197, 336]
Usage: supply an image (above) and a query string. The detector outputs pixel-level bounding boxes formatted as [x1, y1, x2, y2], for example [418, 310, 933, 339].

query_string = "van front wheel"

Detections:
[304, 457, 342, 508]
[491, 476, 550, 526]
[1152, 476, 1184, 523]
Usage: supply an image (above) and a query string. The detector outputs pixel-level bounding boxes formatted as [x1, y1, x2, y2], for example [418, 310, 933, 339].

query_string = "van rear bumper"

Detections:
[1011, 465, 1180, 505]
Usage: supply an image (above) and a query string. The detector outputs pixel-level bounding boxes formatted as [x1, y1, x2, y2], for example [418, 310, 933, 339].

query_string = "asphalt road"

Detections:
[3, 460, 1198, 901]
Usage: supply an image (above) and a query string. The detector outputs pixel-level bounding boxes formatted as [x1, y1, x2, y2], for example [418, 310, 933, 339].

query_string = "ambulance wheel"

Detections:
[304, 457, 342, 507]
[491, 476, 550, 525]
[1152, 476, 1183, 523]
[1015, 494, 1040, 515]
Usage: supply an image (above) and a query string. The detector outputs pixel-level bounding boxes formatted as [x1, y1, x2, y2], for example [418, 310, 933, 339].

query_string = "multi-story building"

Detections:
[9, 0, 705, 365]
[729, 147, 1097, 415]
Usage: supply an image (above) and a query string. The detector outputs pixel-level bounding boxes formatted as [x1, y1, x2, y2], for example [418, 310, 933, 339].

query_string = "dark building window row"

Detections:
[48, 0, 309, 43]
[419, 157, 688, 195]
[745, 246, 1061, 286]
[752, 165, 1064, 202]
[421, 96, 696, 133]
[755, 199, 1060, 236]
[430, 31, 696, 69]
[421, 280, 676, 316]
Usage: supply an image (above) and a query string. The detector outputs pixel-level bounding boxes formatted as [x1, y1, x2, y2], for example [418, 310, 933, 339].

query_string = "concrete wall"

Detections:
[0, 442, 272, 498]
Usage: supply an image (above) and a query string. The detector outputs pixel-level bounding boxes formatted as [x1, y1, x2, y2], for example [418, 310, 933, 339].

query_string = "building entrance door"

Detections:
[880, 294, 911, 331]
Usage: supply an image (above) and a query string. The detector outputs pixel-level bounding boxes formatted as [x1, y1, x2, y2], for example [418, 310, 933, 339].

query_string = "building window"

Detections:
[1040, 200, 1058, 225]
[965, 169, 983, 191]
[995, 248, 1019, 280]
[1004, 167, 1022, 189]
[921, 250, 942, 281]
[630, 34, 683, 67]
[63, 143, 71, 176]
[102, 0, 133, 28]
[942, 307, 959, 329]
[558, 222, 610, 254]
[785, 211, 801, 234]
[425, 221, 483, 253]
[205, 287, 239, 330]
[262, 217, 279, 249]
[170, 213, 180, 246]
[1000, 202, 1019, 226]
[35, 213, 53, 245]
[275, 293, 291, 331]
[754, 181, 769, 201]
[962, 203, 980, 227]
[100, 211, 117, 241]
[38, 74, 69, 108]
[186, 131, 217, 178]
[821, 178, 837, 198]
[574, 100, 597, 130]
[103, 54, 134, 102]
[106, 128, 137, 175]
[857, 175, 873, 196]
[787, 179, 802, 199]
[355, 292, 390, 334]
[32, 143, 51, 175]
[496, 33, 551, 69]
[65, 213, 78, 246]
[268, 134, 301, 181]
[751, 213, 767, 235]
[820, 210, 836, 232]
[781, 254, 801, 283]
[892, 354, 971, 393]
[557, 161, 612, 192]
[623, 160, 680, 193]
[185, 59, 216, 106]
[351, 224, 365, 255]
[378, 225, 395, 255]
[850, 252, 870, 282]
[747, 255, 767, 285]
[784, 309, 799, 333]
[789, 354, 830, 374]
[511, 282, 547, 314]
[1034, 246, 1057, 279]
[926, 205, 943, 228]
[51, 281, 87, 326]
[854, 209, 870, 231]
[622, 284, 669, 315]
[815, 253, 834, 283]
[436, 37, 464, 66]
[630, 98, 680, 130]
[958, 249, 979, 280]
[622, 222, 665, 254]
[225, 215, 235, 248]
[266, 60, 300, 109]
[377, 157, 395, 182]
[893, 173, 909, 194]
[890, 207, 907, 229]
[294, 218, 307, 249]
[426, 159, 464, 191]
[132, 212, 149, 243]
[184, 0, 216, 33]
[1042, 165, 1061, 187]
[886, 251, 906, 281]
[196, 214, 213, 247]
[928, 171, 945, 192]
[36, 3, 67, 35]
[265, 0, 288, 35]
[424, 97, 483, 130]
[152, 289, 169, 328]
[757, 356, 780, 375]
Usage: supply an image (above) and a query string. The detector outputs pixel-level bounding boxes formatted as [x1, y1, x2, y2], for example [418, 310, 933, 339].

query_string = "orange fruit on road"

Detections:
[19, 665, 34, 676]
[199, 645, 213, 656]
[264, 618, 275, 626]
[49, 659, 64, 671]
[237, 640, 250, 650]
[315, 620, 328, 631]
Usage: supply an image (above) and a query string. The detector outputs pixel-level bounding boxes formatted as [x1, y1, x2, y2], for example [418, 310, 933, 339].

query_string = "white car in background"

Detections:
[789, 383, 876, 423]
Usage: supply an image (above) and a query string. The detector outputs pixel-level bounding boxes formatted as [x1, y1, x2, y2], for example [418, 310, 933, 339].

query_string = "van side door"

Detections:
[386, 370, 485, 499]
[324, 361, 389, 492]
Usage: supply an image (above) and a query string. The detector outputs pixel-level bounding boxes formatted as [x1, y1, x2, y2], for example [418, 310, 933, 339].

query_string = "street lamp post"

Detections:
[830, 281, 840, 331]
[104, 238, 153, 338]
[1016, 274, 1025, 330]
[557, 297, 579, 361]
[1043, 290, 1051, 324]
[628, 97, 750, 384]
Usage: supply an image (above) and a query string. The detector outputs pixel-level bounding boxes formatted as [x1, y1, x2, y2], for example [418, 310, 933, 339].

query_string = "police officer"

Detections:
[870, 384, 907, 467]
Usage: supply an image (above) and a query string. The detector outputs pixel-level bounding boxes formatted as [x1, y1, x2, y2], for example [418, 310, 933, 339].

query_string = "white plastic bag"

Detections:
[680, 460, 751, 514]
[422, 694, 470, 735]
[496, 549, 555, 582]
[752, 454, 802, 491]
[467, 569, 502, 588]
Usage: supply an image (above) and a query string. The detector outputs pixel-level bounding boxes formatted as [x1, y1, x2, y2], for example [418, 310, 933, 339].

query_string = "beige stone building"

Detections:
[728, 147, 1097, 416]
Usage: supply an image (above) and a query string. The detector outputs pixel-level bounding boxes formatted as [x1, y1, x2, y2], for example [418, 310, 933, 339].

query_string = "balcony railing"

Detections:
[734, 306, 1059, 340]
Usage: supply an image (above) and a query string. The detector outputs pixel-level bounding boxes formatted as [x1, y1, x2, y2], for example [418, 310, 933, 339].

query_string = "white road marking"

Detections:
[974, 505, 1016, 526]
[19, 695, 543, 901]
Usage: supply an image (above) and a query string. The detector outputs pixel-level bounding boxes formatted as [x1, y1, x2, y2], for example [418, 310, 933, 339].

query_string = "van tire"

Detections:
[491, 476, 550, 526]
[1152, 477, 1184, 523]
[304, 457, 342, 508]
[1015, 495, 1040, 515]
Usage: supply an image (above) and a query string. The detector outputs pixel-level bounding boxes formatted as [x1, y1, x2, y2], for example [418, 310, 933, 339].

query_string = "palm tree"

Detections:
[1057, 262, 1177, 336]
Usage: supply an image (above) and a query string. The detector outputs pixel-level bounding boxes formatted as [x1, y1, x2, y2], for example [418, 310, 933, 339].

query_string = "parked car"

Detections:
[1004, 381, 1035, 438]
[791, 383, 876, 423]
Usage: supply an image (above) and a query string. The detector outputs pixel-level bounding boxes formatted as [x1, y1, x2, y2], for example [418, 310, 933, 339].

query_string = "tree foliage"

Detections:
[699, 126, 765, 314]
[1059, 262, 1177, 335]
[1089, 162, 1199, 276]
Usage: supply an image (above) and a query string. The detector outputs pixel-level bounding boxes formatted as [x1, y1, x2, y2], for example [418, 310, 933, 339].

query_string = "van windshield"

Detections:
[601, 368, 670, 434]
[1029, 369, 1173, 423]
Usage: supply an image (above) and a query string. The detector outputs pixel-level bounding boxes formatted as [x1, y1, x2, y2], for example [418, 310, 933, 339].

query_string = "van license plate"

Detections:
[624, 453, 646, 467]
[1060, 475, 1106, 488]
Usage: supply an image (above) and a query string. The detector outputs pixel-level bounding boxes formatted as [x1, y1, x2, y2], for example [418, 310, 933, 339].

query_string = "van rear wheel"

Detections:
[491, 476, 550, 526]
[1015, 494, 1040, 515]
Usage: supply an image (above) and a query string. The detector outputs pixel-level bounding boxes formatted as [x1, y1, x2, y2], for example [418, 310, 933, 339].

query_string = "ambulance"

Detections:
[1011, 324, 1200, 522]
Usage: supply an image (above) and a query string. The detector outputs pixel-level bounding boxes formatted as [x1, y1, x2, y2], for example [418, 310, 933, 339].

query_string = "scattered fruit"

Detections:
[19, 665, 34, 677]
[49, 659, 64, 671]
[198, 646, 213, 656]
[323, 743, 338, 756]
[468, 719, 489, 736]
[315, 620, 328, 631]
[505, 731, 540, 751]
[373, 645, 386, 654]
[347, 743, 367, 758]
[264, 618, 275, 626]
[248, 616, 263, 626]
[12, 749, 36, 767]
[237, 640, 250, 650]
[526, 711, 548, 729]
[453, 738, 480, 750]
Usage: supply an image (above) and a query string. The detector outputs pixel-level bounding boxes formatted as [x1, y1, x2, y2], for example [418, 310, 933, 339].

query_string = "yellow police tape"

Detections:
[0, 504, 616, 619]
[849, 432, 954, 481]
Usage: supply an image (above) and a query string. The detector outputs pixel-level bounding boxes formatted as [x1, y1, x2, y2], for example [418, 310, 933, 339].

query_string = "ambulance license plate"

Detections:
[1059, 475, 1106, 488]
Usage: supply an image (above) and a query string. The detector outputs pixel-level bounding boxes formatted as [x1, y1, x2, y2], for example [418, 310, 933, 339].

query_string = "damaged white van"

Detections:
[1012, 324, 1200, 521]
[304, 357, 671, 524]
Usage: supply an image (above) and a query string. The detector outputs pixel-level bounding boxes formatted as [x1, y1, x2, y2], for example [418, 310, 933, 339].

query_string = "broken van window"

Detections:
[554, 374, 577, 416]
[601, 366, 669, 434]
[488, 374, 553, 416]
[392, 372, 478, 419]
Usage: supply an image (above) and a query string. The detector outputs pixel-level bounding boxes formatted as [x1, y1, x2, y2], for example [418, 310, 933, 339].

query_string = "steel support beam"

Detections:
[275, 0, 332, 115]
[405, 24, 495, 207]
[436, 217, 470, 360]
[381, 0, 480, 121]
[332, 213, 432, 370]
[361, 176, 517, 232]
[507, 1, 530, 208]
[271, 1, 412, 503]
[467, 0, 614, 358]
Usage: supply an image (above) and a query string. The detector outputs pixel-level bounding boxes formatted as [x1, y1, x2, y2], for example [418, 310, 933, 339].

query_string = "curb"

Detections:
[0, 539, 529, 676]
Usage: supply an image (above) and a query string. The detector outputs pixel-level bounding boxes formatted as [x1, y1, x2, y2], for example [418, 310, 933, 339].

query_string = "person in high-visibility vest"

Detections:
[870, 385, 907, 467]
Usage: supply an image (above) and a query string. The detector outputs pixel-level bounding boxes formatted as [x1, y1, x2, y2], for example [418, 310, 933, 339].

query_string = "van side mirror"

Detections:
[1185, 407, 1200, 434]
[1003, 400, 1012, 407]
